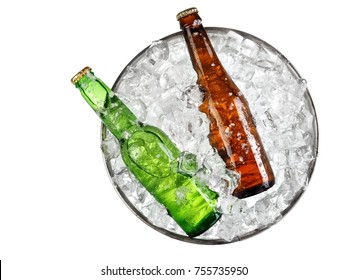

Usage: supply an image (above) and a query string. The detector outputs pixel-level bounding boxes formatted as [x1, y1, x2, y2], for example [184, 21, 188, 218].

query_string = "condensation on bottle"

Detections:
[71, 66, 221, 237]
[177, 8, 275, 198]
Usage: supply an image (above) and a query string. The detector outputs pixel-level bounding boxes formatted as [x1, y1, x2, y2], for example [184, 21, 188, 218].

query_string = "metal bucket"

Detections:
[101, 27, 318, 244]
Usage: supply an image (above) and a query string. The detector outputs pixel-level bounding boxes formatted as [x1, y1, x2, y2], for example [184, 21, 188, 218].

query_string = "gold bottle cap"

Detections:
[176, 7, 198, 21]
[71, 66, 92, 85]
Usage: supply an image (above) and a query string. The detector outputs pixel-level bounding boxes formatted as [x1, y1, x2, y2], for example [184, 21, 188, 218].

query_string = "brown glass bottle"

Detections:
[177, 8, 275, 198]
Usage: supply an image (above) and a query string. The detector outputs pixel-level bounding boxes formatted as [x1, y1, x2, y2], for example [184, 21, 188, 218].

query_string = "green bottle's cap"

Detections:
[176, 7, 198, 21]
[71, 66, 92, 85]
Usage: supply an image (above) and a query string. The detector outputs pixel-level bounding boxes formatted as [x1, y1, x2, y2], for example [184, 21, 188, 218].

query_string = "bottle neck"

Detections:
[74, 69, 139, 140]
[179, 13, 224, 91]
[75, 71, 110, 113]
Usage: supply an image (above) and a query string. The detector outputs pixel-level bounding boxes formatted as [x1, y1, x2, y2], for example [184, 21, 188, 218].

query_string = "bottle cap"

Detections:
[71, 66, 92, 85]
[176, 7, 198, 21]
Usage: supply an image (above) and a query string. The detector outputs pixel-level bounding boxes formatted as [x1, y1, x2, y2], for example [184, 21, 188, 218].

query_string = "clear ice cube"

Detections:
[254, 197, 281, 226]
[147, 201, 171, 228]
[146, 40, 169, 65]
[217, 215, 240, 242]
[240, 39, 260, 60]
[226, 31, 244, 53]
[228, 61, 255, 82]
[178, 152, 198, 176]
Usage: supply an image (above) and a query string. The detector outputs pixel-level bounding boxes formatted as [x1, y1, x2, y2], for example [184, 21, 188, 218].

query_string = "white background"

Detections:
[0, 0, 345, 279]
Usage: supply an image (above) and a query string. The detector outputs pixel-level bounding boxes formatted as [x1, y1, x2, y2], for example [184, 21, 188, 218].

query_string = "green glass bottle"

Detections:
[71, 66, 221, 237]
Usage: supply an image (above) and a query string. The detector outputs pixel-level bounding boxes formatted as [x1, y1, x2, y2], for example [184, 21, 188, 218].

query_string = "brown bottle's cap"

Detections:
[176, 7, 198, 21]
[71, 66, 92, 85]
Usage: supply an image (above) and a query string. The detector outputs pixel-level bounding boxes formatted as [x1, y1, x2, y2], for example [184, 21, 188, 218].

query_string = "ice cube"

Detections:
[178, 152, 198, 176]
[259, 108, 278, 131]
[226, 31, 244, 53]
[146, 40, 169, 65]
[113, 171, 134, 196]
[127, 99, 147, 122]
[209, 31, 227, 52]
[276, 183, 295, 211]
[272, 150, 288, 169]
[109, 155, 126, 176]
[256, 44, 280, 69]
[296, 107, 314, 131]
[147, 201, 171, 228]
[219, 195, 238, 214]
[217, 215, 240, 242]
[159, 65, 176, 90]
[228, 61, 255, 82]
[101, 135, 119, 160]
[231, 199, 248, 216]
[169, 39, 189, 64]
[240, 39, 260, 60]
[182, 85, 204, 109]
[254, 197, 281, 226]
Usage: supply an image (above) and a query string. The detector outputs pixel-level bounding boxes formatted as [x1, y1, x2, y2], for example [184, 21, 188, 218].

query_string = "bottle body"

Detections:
[178, 9, 275, 198]
[71, 67, 220, 237]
